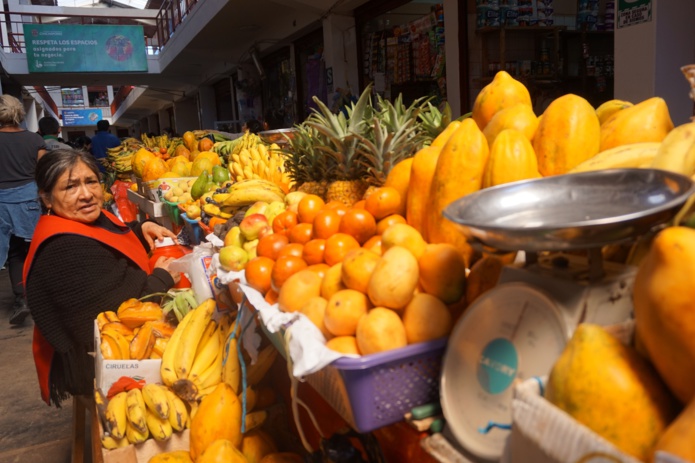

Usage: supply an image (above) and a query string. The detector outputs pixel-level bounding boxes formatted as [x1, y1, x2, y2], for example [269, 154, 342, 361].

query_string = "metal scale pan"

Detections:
[437, 169, 694, 462]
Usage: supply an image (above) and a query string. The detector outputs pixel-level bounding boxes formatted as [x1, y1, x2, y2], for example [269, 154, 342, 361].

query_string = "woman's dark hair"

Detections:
[35, 149, 101, 212]
[245, 119, 263, 134]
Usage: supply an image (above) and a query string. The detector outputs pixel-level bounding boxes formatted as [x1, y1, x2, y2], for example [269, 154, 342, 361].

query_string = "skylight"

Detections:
[56, 0, 150, 9]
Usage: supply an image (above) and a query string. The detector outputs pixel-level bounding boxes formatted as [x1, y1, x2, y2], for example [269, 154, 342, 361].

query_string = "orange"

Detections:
[418, 243, 468, 304]
[270, 256, 308, 292]
[324, 233, 361, 266]
[356, 307, 407, 355]
[302, 239, 326, 265]
[278, 270, 322, 313]
[265, 289, 279, 305]
[272, 211, 298, 237]
[324, 289, 371, 336]
[313, 209, 342, 240]
[376, 214, 407, 235]
[340, 248, 380, 293]
[383, 157, 413, 216]
[362, 235, 382, 255]
[352, 200, 366, 209]
[323, 201, 348, 216]
[257, 234, 289, 260]
[289, 223, 313, 244]
[198, 137, 214, 152]
[365, 186, 402, 220]
[305, 263, 330, 279]
[276, 243, 304, 259]
[297, 194, 325, 224]
[402, 293, 453, 344]
[299, 296, 332, 339]
[320, 263, 347, 300]
[339, 208, 377, 245]
[245, 257, 275, 296]
[325, 336, 361, 355]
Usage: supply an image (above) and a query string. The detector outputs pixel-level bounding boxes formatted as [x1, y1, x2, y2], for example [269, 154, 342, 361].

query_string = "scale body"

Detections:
[436, 169, 695, 462]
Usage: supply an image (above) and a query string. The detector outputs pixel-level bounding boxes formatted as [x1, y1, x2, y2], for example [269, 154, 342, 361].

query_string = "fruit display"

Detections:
[104, 137, 144, 175]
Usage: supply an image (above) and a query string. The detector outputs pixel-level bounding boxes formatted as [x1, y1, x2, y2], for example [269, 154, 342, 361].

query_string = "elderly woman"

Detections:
[0, 94, 47, 325]
[23, 149, 181, 406]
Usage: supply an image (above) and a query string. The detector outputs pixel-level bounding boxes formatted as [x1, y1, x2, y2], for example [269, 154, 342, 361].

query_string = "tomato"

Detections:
[313, 209, 342, 240]
[271, 256, 308, 292]
[273, 211, 298, 237]
[257, 233, 289, 260]
[289, 223, 314, 244]
[298, 194, 325, 224]
[352, 200, 366, 209]
[339, 208, 377, 245]
[277, 243, 305, 259]
[245, 257, 275, 296]
[324, 233, 361, 266]
[324, 201, 348, 216]
[302, 239, 326, 265]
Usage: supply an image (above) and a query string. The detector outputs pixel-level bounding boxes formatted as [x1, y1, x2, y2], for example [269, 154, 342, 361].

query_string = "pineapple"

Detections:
[282, 125, 334, 199]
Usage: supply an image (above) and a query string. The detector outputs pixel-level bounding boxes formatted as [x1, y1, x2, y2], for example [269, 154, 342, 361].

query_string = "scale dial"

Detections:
[440, 283, 568, 461]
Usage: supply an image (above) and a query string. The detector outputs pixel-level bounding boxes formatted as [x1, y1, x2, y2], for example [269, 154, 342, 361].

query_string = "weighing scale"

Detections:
[435, 169, 695, 462]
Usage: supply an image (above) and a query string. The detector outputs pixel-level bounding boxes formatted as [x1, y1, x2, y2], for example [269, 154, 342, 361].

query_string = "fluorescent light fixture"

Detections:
[250, 48, 266, 80]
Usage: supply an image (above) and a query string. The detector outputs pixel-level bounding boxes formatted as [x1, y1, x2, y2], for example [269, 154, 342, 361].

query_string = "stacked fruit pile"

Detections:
[104, 137, 143, 175]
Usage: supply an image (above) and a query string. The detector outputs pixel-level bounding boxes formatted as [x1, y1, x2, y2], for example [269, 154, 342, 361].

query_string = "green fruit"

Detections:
[191, 170, 210, 200]
[205, 182, 219, 193]
[212, 165, 230, 184]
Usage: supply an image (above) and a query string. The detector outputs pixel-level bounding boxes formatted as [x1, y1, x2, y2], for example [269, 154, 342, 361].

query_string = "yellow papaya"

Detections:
[383, 157, 413, 217]
[533, 93, 600, 176]
[633, 226, 695, 404]
[546, 324, 679, 462]
[482, 103, 539, 147]
[425, 118, 489, 267]
[599, 97, 674, 151]
[472, 71, 532, 130]
[242, 429, 278, 463]
[142, 157, 169, 183]
[482, 129, 541, 188]
[654, 394, 695, 461]
[406, 146, 442, 237]
[430, 120, 462, 148]
[595, 99, 633, 125]
[197, 439, 247, 463]
[190, 383, 242, 460]
[132, 147, 156, 178]
[147, 451, 194, 463]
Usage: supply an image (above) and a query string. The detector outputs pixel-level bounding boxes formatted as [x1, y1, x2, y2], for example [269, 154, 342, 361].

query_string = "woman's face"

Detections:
[45, 161, 103, 223]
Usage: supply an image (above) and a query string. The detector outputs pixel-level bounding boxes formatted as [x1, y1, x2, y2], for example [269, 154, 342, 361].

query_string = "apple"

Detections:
[218, 245, 249, 272]
[257, 226, 273, 240]
[284, 191, 307, 208]
[223, 226, 245, 248]
[186, 204, 201, 220]
[264, 201, 287, 224]
[243, 239, 259, 260]
[239, 213, 270, 241]
[245, 201, 269, 218]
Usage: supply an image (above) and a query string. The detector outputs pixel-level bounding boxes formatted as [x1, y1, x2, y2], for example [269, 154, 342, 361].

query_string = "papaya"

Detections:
[482, 129, 541, 188]
[383, 157, 413, 217]
[182, 131, 198, 152]
[189, 383, 242, 460]
[142, 157, 169, 183]
[633, 226, 695, 404]
[197, 439, 247, 463]
[472, 71, 532, 130]
[425, 118, 489, 267]
[406, 146, 442, 238]
[242, 429, 278, 463]
[545, 324, 679, 462]
[653, 394, 695, 461]
[595, 99, 633, 125]
[533, 93, 600, 176]
[599, 97, 674, 151]
[482, 103, 539, 147]
[132, 147, 156, 178]
[430, 120, 462, 148]
[147, 451, 194, 463]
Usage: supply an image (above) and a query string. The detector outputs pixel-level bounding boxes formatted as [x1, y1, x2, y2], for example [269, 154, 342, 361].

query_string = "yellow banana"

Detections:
[203, 203, 233, 219]
[221, 188, 285, 208]
[221, 332, 240, 394]
[146, 409, 173, 441]
[651, 122, 695, 176]
[243, 166, 255, 179]
[232, 162, 244, 178]
[212, 193, 231, 204]
[240, 386, 257, 412]
[161, 307, 196, 386]
[189, 321, 221, 381]
[197, 346, 223, 390]
[125, 420, 149, 444]
[247, 345, 278, 386]
[101, 434, 129, 450]
[105, 391, 128, 440]
[142, 383, 170, 420]
[245, 410, 268, 432]
[165, 388, 189, 432]
[230, 178, 285, 196]
[94, 388, 110, 435]
[174, 299, 216, 379]
[569, 142, 661, 173]
[125, 388, 148, 434]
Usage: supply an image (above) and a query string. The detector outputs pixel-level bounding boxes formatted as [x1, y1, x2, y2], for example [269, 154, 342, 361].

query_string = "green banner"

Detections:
[23, 24, 147, 73]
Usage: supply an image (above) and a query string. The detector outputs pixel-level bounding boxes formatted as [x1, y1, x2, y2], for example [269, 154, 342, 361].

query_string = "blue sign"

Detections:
[62, 109, 103, 126]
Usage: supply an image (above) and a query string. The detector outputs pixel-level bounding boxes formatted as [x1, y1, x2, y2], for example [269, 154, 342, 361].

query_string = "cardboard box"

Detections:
[94, 321, 162, 394]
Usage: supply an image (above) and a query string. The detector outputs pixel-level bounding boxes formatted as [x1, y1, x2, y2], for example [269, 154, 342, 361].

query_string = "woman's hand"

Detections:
[154, 256, 181, 284]
[141, 221, 178, 250]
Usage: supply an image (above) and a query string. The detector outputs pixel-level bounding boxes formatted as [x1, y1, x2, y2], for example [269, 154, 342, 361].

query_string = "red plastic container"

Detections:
[149, 238, 191, 288]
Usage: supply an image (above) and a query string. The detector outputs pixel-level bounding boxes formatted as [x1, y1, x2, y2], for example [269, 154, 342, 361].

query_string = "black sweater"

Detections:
[26, 214, 174, 405]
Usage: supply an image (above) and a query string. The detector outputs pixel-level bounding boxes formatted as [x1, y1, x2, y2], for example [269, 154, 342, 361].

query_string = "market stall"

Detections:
[91, 68, 695, 463]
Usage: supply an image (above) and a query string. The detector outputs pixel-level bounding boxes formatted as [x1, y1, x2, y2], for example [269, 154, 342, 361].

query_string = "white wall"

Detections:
[323, 14, 360, 106]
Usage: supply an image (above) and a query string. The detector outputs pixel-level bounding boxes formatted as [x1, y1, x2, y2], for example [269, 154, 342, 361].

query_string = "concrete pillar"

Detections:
[322, 14, 359, 105]
[615, 0, 695, 125]
[174, 97, 199, 132]
[23, 98, 38, 132]
[82, 86, 89, 107]
[444, 0, 462, 117]
[198, 86, 217, 130]
[107, 86, 115, 105]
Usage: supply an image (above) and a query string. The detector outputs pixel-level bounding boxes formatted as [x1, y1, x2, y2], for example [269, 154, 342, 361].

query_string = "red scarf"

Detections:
[23, 210, 150, 404]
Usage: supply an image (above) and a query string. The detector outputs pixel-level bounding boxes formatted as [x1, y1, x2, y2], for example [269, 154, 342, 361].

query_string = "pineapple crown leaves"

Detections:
[418, 101, 453, 141]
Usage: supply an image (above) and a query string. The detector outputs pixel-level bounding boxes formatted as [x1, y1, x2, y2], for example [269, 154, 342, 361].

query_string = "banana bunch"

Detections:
[569, 142, 661, 173]
[211, 179, 285, 210]
[229, 143, 292, 187]
[651, 121, 695, 177]
[160, 289, 200, 323]
[140, 133, 184, 158]
[96, 310, 176, 360]
[105, 144, 139, 174]
[213, 131, 262, 158]
[202, 203, 235, 220]
[96, 383, 189, 449]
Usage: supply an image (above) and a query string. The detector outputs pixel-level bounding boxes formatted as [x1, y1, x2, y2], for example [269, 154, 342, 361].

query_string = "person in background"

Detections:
[242, 119, 264, 134]
[0, 94, 47, 325]
[38, 116, 71, 151]
[70, 135, 92, 152]
[24, 149, 180, 406]
[90, 120, 120, 173]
